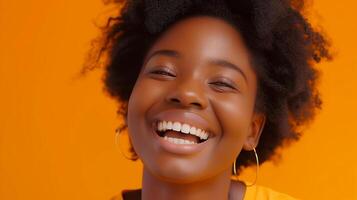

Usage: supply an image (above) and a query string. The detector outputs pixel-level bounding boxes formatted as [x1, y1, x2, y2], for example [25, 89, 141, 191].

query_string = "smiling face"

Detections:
[127, 16, 265, 183]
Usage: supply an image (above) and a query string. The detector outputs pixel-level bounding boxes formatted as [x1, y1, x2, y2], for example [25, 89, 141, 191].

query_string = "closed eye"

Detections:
[150, 69, 176, 77]
[210, 81, 238, 90]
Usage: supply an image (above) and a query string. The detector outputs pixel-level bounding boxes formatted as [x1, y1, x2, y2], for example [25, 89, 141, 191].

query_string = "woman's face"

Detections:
[127, 16, 265, 183]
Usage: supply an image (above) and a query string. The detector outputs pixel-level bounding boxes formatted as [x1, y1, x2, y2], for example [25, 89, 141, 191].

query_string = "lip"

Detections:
[151, 123, 212, 155]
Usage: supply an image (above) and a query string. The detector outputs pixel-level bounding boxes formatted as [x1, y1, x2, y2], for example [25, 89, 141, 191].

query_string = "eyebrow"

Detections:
[208, 59, 248, 82]
[145, 49, 248, 82]
[144, 49, 180, 65]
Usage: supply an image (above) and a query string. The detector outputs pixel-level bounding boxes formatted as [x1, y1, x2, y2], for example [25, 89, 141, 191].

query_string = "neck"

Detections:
[141, 167, 238, 200]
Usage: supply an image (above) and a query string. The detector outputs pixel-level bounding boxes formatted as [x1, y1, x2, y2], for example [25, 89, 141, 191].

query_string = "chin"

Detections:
[145, 156, 209, 184]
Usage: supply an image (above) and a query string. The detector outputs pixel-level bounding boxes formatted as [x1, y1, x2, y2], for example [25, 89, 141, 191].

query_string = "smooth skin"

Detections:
[127, 16, 266, 200]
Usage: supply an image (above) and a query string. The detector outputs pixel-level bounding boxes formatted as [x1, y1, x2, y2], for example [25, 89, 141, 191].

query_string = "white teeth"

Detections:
[172, 122, 181, 131]
[164, 136, 196, 144]
[202, 132, 208, 140]
[167, 121, 173, 130]
[158, 121, 163, 131]
[163, 121, 167, 131]
[181, 124, 190, 134]
[158, 121, 209, 140]
[197, 128, 207, 140]
[189, 127, 196, 135]
[196, 128, 202, 137]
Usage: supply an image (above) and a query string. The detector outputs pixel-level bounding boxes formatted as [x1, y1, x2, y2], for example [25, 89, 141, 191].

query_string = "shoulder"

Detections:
[244, 183, 299, 200]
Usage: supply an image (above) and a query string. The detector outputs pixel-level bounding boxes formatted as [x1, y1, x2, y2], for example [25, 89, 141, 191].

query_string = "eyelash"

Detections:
[150, 69, 176, 77]
[149, 69, 237, 91]
[210, 81, 236, 90]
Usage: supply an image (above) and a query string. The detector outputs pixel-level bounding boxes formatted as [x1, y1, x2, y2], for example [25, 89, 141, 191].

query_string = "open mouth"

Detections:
[155, 121, 210, 144]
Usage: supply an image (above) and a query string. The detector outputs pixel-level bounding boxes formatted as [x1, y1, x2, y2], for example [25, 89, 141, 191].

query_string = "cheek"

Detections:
[128, 78, 165, 120]
[127, 77, 165, 154]
[213, 95, 255, 150]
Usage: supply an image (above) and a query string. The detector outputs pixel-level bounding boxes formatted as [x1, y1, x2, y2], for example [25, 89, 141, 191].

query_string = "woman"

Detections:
[84, 0, 331, 199]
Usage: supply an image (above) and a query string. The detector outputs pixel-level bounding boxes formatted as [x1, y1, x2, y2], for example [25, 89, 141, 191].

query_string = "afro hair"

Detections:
[83, 0, 332, 174]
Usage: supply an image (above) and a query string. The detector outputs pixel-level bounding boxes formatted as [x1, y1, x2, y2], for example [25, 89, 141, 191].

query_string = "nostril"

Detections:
[170, 98, 181, 103]
[191, 102, 201, 107]
[168, 97, 203, 108]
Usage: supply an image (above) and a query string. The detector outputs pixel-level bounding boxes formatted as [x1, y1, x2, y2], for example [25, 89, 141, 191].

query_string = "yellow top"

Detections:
[112, 184, 297, 200]
[243, 184, 297, 200]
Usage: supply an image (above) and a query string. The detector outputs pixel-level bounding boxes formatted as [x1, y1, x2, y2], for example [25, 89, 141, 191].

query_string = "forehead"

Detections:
[145, 16, 255, 79]
[145, 16, 252, 67]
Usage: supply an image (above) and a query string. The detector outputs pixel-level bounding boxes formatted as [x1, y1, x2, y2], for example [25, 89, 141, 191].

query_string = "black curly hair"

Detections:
[82, 0, 332, 174]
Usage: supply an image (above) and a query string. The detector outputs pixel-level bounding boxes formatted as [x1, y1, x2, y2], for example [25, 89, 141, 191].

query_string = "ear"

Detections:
[243, 112, 266, 151]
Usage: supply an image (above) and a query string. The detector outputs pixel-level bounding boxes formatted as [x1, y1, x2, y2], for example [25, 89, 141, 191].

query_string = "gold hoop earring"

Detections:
[233, 147, 259, 187]
[115, 127, 137, 160]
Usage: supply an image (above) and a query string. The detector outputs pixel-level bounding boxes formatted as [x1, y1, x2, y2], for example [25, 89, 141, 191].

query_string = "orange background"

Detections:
[0, 0, 356, 199]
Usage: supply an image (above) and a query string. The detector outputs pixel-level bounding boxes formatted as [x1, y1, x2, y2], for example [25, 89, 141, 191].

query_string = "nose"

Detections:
[166, 79, 208, 109]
